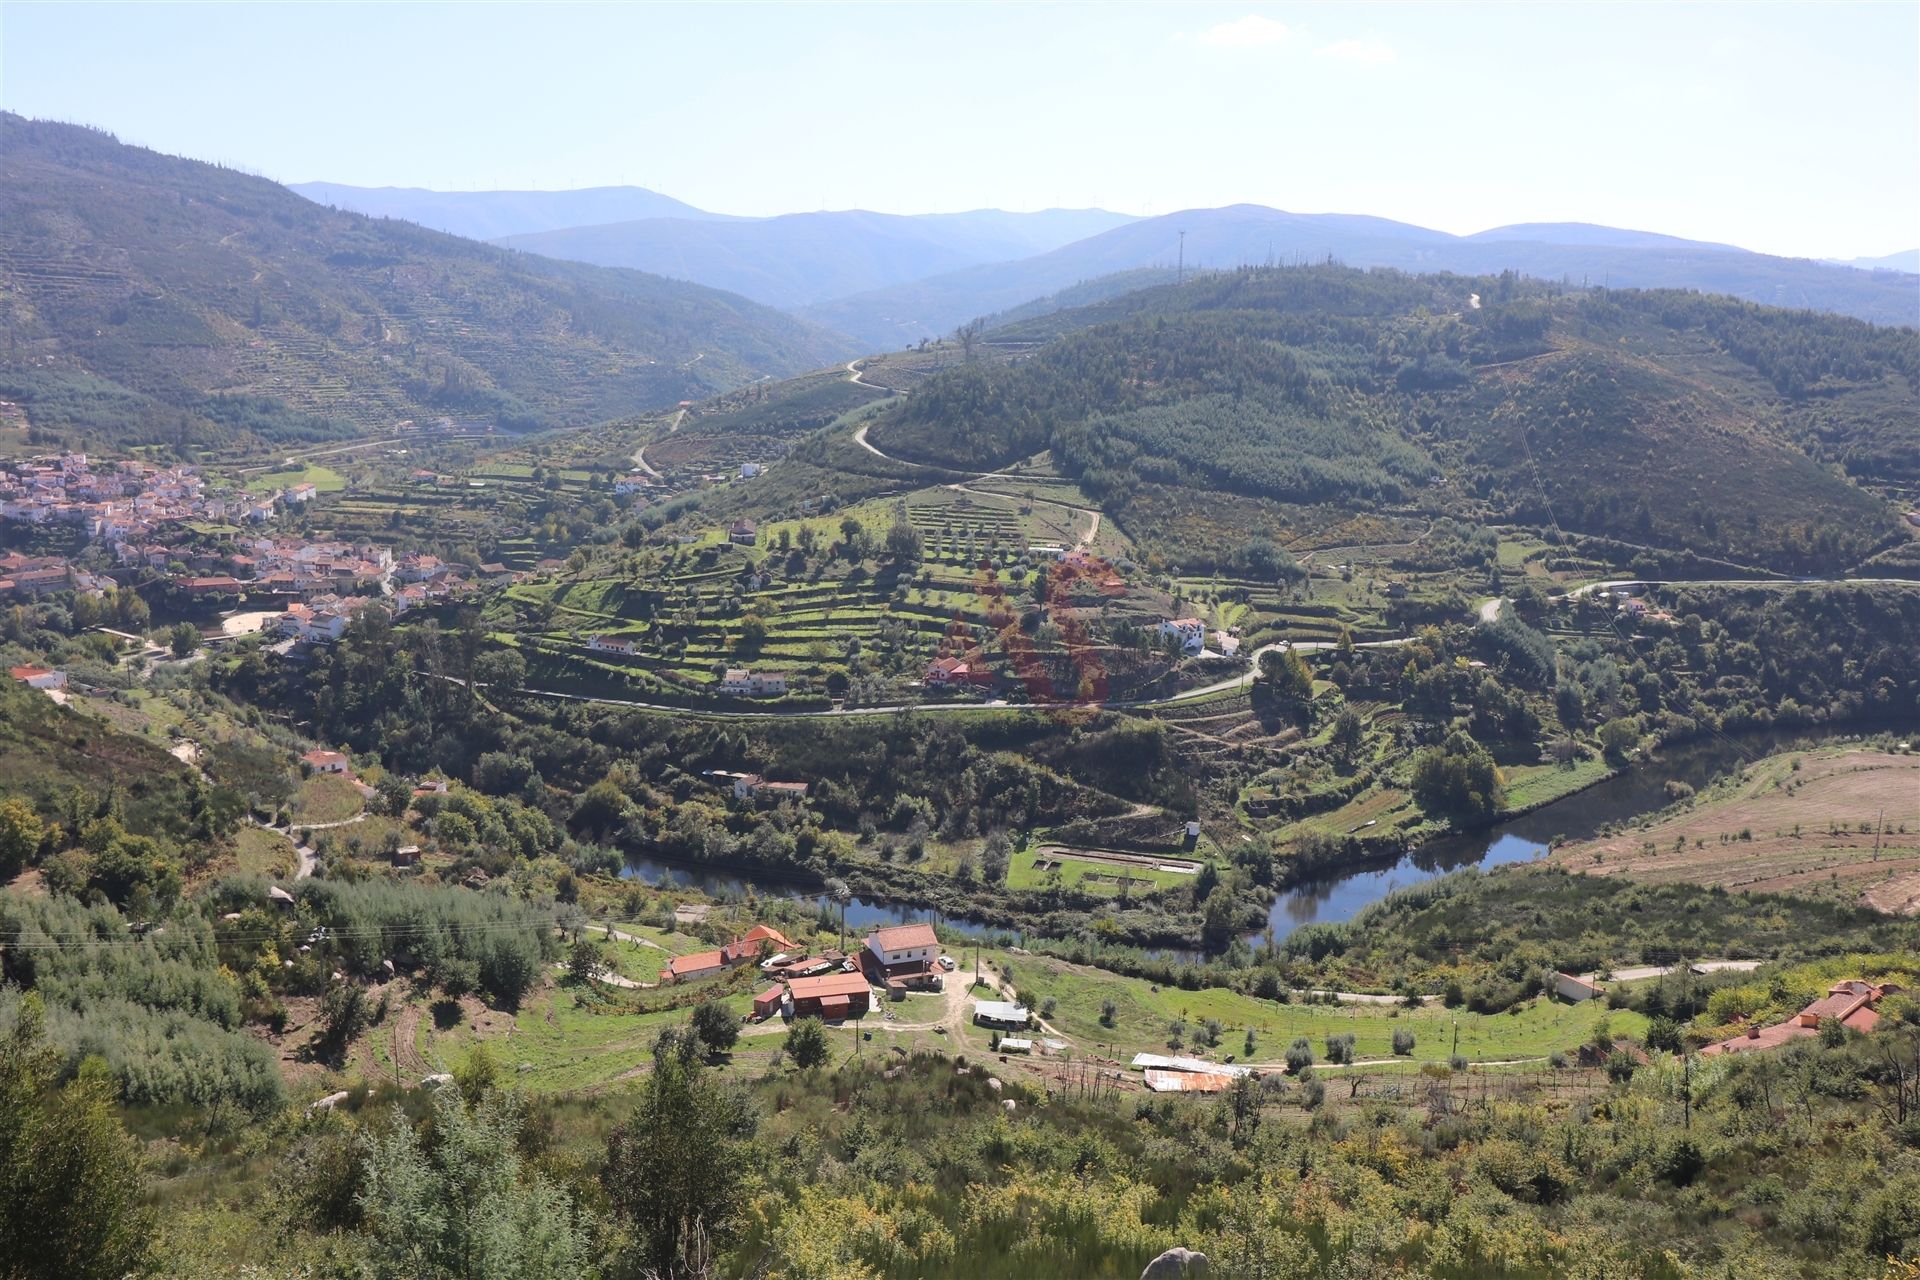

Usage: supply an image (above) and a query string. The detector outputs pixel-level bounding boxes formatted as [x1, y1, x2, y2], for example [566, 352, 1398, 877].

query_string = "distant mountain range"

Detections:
[1827, 249, 1920, 275]
[494, 207, 1136, 309]
[288, 182, 726, 240]
[291, 183, 1918, 351]
[0, 116, 853, 453]
[800, 207, 1920, 346]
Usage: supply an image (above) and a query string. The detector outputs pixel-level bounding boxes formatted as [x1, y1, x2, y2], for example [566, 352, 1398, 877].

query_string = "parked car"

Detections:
[937, 954, 957, 971]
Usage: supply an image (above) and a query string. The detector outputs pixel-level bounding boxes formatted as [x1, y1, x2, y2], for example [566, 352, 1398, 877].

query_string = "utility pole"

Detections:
[1873, 808, 1885, 861]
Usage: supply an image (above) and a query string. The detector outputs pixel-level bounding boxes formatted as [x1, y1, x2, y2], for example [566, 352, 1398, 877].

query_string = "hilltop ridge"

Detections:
[0, 115, 855, 456]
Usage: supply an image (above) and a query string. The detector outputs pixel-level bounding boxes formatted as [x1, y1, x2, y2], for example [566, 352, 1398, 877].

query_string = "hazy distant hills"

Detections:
[801, 206, 1920, 347]
[1464, 222, 1745, 253]
[0, 116, 854, 453]
[289, 181, 727, 240]
[287, 178, 1916, 352]
[494, 207, 1137, 309]
[1828, 249, 1920, 275]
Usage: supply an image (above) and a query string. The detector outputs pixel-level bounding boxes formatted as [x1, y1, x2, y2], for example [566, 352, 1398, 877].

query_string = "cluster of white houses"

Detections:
[0, 453, 307, 537]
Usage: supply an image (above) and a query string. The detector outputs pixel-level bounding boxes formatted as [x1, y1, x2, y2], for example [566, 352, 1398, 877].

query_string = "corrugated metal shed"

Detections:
[1129, 1054, 1250, 1077]
[998, 1037, 1033, 1054]
[973, 1000, 1030, 1026]
[1143, 1069, 1238, 1093]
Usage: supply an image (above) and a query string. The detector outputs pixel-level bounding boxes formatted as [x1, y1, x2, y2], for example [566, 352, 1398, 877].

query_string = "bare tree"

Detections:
[955, 317, 985, 362]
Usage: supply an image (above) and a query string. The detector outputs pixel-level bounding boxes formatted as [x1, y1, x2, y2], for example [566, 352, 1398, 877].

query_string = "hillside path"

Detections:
[1578, 959, 1765, 984]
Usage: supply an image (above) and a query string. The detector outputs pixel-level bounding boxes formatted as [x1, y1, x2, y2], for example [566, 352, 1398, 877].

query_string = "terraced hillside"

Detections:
[863, 266, 1917, 574]
[0, 115, 854, 456]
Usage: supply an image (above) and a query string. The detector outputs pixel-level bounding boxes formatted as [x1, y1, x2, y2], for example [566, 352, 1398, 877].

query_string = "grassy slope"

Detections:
[992, 948, 1646, 1065]
[0, 680, 203, 840]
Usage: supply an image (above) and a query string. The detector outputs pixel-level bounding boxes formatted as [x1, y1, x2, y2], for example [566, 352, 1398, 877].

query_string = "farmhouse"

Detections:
[787, 970, 872, 1020]
[863, 922, 942, 992]
[866, 923, 938, 969]
[721, 668, 787, 697]
[1700, 980, 1904, 1056]
[302, 749, 351, 775]
[730, 773, 809, 803]
[728, 519, 758, 546]
[924, 656, 996, 689]
[587, 634, 640, 655]
[722, 923, 796, 966]
[661, 950, 729, 984]
[1157, 617, 1207, 655]
[8, 665, 66, 690]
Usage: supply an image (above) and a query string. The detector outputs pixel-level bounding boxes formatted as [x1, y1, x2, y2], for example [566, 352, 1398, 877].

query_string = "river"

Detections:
[1244, 727, 1878, 946]
[619, 853, 984, 936]
[623, 727, 1901, 953]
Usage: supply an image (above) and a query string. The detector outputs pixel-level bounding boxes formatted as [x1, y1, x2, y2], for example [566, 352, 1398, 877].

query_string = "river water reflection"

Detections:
[624, 728, 1902, 954]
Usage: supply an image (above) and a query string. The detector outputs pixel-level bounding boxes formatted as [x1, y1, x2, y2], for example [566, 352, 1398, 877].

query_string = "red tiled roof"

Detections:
[868, 923, 938, 952]
[665, 950, 727, 978]
[786, 971, 871, 1002]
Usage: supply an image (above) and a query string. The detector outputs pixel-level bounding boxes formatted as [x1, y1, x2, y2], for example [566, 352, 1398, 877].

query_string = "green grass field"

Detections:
[244, 463, 347, 494]
[231, 826, 295, 878]
[290, 773, 364, 826]
[1005, 850, 1197, 896]
[987, 949, 1647, 1066]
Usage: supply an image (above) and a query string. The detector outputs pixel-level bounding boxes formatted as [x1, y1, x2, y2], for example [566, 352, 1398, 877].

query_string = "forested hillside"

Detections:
[0, 116, 853, 454]
[866, 266, 1916, 572]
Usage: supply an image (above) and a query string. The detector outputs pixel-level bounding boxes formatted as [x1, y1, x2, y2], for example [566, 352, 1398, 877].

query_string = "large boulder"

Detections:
[1141, 1246, 1210, 1280]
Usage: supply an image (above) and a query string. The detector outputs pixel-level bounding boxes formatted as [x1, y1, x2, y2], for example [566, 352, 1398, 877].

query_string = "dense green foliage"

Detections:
[357, 1086, 591, 1279]
[238, 877, 557, 1010]
[865, 265, 1913, 571]
[0, 894, 285, 1114]
[0, 680, 213, 847]
[0, 995, 154, 1280]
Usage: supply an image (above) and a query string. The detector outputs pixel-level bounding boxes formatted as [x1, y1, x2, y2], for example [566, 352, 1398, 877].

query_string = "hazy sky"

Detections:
[4, 2, 1916, 259]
